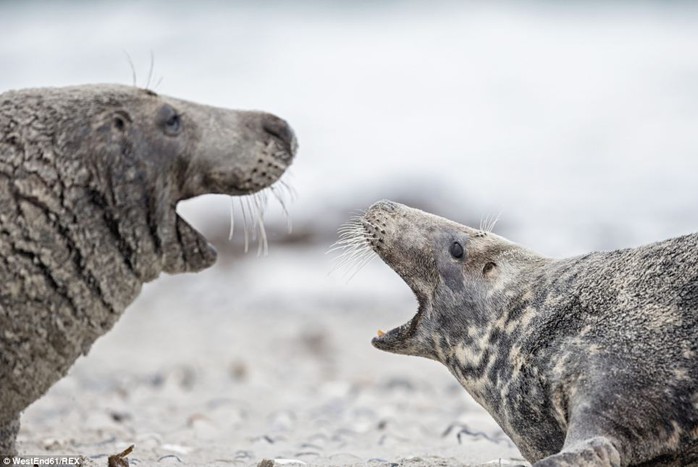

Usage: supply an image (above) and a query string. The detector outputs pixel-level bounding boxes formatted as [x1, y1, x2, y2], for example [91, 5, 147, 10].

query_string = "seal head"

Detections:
[78, 84, 298, 274]
[362, 200, 542, 360]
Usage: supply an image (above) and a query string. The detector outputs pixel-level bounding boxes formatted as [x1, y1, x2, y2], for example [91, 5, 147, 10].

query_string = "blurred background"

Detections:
[2, 1, 698, 465]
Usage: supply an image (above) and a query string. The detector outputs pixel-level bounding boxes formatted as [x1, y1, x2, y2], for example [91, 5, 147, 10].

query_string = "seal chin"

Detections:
[371, 320, 416, 353]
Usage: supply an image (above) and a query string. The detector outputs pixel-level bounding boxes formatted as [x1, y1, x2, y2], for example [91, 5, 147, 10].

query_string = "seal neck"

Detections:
[440, 258, 550, 405]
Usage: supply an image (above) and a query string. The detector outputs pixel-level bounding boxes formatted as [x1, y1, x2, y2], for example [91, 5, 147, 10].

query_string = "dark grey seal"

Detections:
[0, 84, 297, 455]
[337, 200, 697, 466]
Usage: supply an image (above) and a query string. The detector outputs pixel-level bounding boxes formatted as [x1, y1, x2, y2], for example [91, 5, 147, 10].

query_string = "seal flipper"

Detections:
[532, 437, 620, 466]
[162, 214, 217, 274]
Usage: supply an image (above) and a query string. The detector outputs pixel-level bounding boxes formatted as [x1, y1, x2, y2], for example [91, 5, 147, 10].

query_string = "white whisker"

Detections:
[271, 185, 292, 233]
[228, 197, 235, 241]
[252, 191, 269, 256]
[481, 211, 501, 233]
[345, 251, 377, 281]
[226, 175, 294, 254]
[279, 178, 297, 201]
[146, 51, 155, 90]
[329, 216, 377, 281]
[239, 196, 250, 253]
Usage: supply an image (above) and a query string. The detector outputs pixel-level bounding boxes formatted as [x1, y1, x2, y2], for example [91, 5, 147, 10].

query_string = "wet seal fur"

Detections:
[0, 84, 297, 455]
[346, 200, 697, 466]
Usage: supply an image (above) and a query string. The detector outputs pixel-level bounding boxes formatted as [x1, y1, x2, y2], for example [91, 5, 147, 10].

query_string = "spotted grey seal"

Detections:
[0, 84, 297, 455]
[337, 200, 697, 466]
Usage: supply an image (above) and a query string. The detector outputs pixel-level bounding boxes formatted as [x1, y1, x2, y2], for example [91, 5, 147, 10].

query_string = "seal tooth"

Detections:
[377, 329, 385, 337]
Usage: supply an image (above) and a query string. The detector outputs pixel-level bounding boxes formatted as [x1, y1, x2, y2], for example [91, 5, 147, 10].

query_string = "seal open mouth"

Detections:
[368, 253, 433, 356]
[371, 293, 428, 354]
[332, 200, 434, 356]
[157, 99, 298, 272]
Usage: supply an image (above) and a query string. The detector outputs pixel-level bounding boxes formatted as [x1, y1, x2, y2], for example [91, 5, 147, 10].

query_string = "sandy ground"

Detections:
[16, 244, 526, 467]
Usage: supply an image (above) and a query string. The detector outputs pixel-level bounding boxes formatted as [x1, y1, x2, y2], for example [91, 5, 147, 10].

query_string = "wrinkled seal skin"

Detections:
[357, 200, 697, 466]
[0, 84, 296, 455]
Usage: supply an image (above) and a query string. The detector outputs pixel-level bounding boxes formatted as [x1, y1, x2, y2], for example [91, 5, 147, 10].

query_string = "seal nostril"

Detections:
[370, 199, 398, 213]
[262, 114, 295, 156]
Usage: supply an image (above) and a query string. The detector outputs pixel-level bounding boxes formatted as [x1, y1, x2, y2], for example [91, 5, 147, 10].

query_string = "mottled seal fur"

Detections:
[341, 200, 697, 466]
[0, 84, 297, 455]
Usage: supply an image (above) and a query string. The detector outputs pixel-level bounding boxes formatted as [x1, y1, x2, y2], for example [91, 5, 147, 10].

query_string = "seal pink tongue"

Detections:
[377, 330, 385, 337]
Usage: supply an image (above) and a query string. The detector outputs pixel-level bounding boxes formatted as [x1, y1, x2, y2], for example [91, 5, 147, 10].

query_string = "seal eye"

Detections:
[483, 262, 497, 275]
[159, 105, 183, 136]
[165, 113, 181, 135]
[450, 241, 464, 259]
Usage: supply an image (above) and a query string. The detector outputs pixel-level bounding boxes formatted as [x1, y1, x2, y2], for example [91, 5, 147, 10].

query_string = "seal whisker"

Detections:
[329, 237, 367, 261]
[343, 249, 377, 281]
[479, 211, 502, 234]
[252, 191, 269, 256]
[331, 233, 366, 249]
[123, 51, 138, 87]
[331, 247, 371, 276]
[279, 178, 297, 202]
[479, 214, 488, 233]
[245, 197, 257, 242]
[271, 183, 293, 233]
[328, 217, 376, 279]
[238, 196, 251, 253]
[228, 197, 235, 241]
[145, 51, 155, 91]
[329, 239, 366, 250]
[329, 238, 364, 259]
[226, 177, 293, 253]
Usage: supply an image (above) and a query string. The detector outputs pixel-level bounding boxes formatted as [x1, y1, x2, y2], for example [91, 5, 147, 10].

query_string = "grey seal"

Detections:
[337, 200, 697, 466]
[0, 84, 297, 455]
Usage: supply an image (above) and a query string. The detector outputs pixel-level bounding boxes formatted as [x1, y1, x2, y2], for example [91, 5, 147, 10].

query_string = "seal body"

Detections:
[347, 200, 697, 466]
[0, 84, 296, 455]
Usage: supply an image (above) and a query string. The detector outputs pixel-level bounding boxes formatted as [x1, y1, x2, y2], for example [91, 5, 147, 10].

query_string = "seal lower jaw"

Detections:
[371, 314, 418, 353]
[371, 295, 429, 356]
[161, 212, 218, 275]
[364, 229, 434, 356]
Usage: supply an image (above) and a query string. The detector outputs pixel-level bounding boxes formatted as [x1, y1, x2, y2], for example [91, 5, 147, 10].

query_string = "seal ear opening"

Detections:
[112, 111, 131, 132]
[483, 262, 497, 276]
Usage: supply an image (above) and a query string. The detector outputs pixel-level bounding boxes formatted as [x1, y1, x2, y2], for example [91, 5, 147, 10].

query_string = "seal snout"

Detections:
[368, 199, 399, 213]
[361, 203, 396, 256]
[361, 200, 400, 254]
[261, 113, 297, 160]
